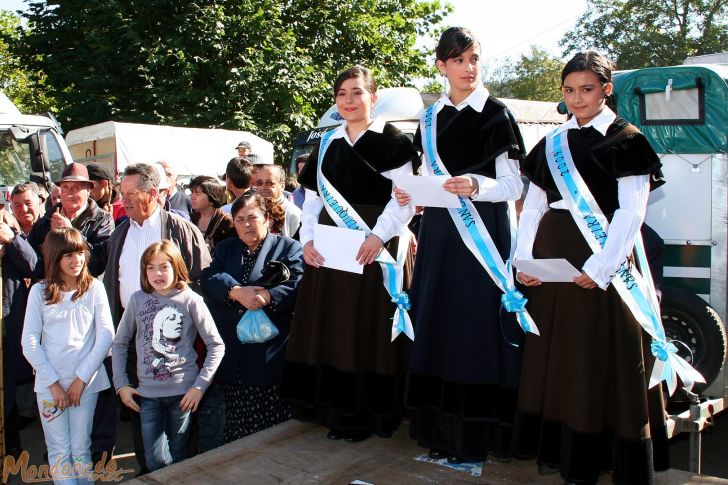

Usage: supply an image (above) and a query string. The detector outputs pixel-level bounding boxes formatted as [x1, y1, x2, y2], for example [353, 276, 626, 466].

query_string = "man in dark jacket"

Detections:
[27, 162, 114, 277]
[0, 211, 38, 456]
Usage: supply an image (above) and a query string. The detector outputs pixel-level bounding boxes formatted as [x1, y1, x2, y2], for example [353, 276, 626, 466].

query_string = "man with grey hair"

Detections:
[9, 182, 42, 236]
[101, 162, 211, 472]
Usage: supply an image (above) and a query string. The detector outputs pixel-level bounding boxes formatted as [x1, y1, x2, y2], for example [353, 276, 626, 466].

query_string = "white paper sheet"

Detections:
[314, 224, 365, 274]
[391, 174, 460, 208]
[513, 259, 581, 283]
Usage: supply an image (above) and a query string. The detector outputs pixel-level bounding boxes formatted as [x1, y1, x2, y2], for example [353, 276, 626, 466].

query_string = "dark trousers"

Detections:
[196, 382, 226, 453]
[91, 358, 118, 462]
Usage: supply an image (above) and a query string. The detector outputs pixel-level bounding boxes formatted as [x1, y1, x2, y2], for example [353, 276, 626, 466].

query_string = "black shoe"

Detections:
[538, 463, 560, 476]
[488, 451, 512, 463]
[344, 430, 371, 443]
[447, 456, 465, 464]
[428, 449, 448, 460]
[326, 429, 344, 440]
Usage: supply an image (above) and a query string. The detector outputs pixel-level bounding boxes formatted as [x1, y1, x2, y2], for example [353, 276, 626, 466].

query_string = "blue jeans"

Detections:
[140, 395, 191, 471]
[37, 389, 98, 485]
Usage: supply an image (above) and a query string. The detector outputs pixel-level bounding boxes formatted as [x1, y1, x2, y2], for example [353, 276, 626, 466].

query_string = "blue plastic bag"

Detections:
[236, 309, 279, 343]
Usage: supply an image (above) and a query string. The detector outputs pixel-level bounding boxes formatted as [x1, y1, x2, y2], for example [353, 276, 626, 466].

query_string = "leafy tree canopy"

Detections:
[0, 9, 56, 114]
[484, 46, 563, 102]
[17, 0, 449, 162]
[560, 0, 728, 69]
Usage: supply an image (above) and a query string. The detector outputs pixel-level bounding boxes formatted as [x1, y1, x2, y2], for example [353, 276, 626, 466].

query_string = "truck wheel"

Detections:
[660, 287, 727, 394]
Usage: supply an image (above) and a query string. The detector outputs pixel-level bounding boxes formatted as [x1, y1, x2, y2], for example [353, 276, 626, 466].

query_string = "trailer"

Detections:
[65, 121, 274, 180]
[613, 62, 728, 473]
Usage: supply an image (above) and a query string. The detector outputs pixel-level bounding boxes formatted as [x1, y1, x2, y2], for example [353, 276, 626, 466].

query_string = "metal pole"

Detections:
[687, 394, 702, 474]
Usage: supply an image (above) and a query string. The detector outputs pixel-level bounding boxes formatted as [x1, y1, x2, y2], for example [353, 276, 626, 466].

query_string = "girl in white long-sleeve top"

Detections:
[22, 228, 114, 485]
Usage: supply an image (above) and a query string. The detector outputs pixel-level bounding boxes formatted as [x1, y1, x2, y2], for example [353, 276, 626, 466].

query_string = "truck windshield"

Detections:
[0, 134, 32, 185]
[0, 128, 66, 186]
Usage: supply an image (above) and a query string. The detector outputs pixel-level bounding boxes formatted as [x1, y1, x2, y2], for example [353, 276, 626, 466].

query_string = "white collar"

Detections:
[436, 85, 489, 114]
[331, 117, 386, 145]
[130, 205, 162, 230]
[555, 106, 616, 136]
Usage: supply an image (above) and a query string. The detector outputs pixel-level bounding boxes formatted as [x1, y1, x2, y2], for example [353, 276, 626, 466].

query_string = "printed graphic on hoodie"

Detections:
[140, 298, 186, 380]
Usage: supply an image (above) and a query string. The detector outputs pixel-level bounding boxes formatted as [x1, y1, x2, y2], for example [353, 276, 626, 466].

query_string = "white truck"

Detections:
[0, 92, 72, 205]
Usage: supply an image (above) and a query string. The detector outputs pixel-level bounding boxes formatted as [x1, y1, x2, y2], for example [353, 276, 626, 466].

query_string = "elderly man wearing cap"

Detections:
[87, 162, 126, 224]
[27, 162, 114, 277]
[236, 140, 252, 158]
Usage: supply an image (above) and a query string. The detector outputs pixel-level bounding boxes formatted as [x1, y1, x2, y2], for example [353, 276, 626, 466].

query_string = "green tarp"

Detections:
[613, 65, 728, 154]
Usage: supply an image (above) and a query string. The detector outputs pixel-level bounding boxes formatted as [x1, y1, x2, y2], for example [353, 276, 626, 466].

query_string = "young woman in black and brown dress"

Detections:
[397, 27, 527, 464]
[280, 66, 418, 442]
[513, 51, 669, 484]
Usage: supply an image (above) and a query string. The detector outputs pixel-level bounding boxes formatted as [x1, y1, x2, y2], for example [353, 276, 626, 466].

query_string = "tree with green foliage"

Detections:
[560, 0, 728, 69]
[484, 46, 563, 102]
[0, 9, 55, 114]
[16, 0, 449, 162]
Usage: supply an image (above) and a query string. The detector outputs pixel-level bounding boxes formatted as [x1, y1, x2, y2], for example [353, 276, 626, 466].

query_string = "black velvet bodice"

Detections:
[298, 122, 418, 205]
[521, 117, 664, 215]
[413, 96, 526, 177]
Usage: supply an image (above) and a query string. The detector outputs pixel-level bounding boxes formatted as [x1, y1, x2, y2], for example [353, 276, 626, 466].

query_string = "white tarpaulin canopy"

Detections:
[65, 121, 274, 178]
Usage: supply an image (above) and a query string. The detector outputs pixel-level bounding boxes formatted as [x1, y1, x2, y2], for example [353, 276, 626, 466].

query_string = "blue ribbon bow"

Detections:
[391, 292, 411, 335]
[501, 289, 528, 313]
[391, 292, 411, 311]
[651, 340, 678, 362]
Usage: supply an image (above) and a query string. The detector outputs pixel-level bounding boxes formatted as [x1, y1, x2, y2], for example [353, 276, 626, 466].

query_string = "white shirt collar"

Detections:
[129, 204, 162, 230]
[436, 85, 490, 114]
[331, 116, 386, 145]
[554, 106, 616, 136]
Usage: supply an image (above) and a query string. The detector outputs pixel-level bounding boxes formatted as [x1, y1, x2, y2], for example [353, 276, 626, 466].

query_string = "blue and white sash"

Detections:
[420, 104, 539, 336]
[545, 129, 704, 394]
[316, 128, 414, 342]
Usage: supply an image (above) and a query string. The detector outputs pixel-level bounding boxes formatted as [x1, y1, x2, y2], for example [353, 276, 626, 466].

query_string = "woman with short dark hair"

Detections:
[189, 175, 235, 252]
[200, 193, 303, 442]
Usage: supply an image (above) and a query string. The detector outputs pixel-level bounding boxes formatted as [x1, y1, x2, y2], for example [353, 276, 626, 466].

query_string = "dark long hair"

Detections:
[333, 65, 377, 97]
[42, 228, 93, 304]
[561, 51, 615, 86]
[435, 27, 479, 62]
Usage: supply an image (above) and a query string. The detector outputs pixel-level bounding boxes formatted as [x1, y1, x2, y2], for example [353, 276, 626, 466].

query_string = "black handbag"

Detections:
[256, 260, 290, 288]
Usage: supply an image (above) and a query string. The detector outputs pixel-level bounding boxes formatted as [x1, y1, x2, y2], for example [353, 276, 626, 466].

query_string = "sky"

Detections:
[436, 0, 588, 61]
[1, 0, 588, 62]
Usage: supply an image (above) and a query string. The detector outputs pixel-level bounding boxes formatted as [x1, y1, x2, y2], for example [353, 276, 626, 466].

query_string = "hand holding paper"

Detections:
[392, 174, 460, 208]
[314, 224, 365, 274]
[513, 259, 581, 283]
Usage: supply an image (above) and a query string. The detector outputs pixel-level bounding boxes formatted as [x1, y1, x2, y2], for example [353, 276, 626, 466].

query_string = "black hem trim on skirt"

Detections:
[406, 372, 518, 461]
[513, 410, 668, 485]
[280, 361, 404, 437]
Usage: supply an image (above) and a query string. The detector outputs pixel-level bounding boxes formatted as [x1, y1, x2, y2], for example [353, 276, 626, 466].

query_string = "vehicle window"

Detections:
[0, 130, 33, 185]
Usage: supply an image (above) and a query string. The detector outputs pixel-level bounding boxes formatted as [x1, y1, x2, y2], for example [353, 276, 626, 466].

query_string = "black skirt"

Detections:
[406, 202, 523, 461]
[512, 210, 669, 484]
[281, 205, 412, 436]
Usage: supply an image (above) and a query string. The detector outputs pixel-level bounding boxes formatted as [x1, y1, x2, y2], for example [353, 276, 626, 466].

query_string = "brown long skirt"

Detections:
[512, 210, 669, 484]
[281, 205, 413, 435]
